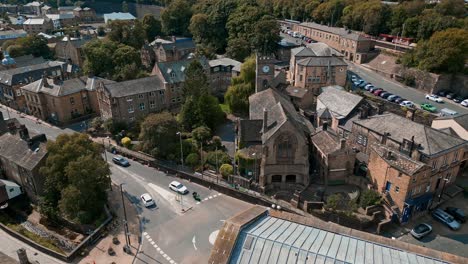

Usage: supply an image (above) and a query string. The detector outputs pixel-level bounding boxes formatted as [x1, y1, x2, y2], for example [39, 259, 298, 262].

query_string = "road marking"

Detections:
[208, 196, 213, 199]
[144, 234, 177, 263]
[170, 260, 175, 264]
[143, 232, 148, 236]
[196, 202, 200, 205]
[151, 241, 155, 245]
[203, 198, 208, 201]
[148, 238, 152, 242]
[163, 254, 167, 258]
[192, 236, 198, 250]
[166, 256, 171, 261]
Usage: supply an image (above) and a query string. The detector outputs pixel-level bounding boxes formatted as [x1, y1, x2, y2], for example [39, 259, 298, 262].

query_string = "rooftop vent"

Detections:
[243, 235, 254, 250]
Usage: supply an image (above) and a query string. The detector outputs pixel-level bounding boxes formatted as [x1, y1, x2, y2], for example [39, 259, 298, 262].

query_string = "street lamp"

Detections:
[438, 178, 450, 203]
[176, 132, 184, 167]
[120, 183, 131, 254]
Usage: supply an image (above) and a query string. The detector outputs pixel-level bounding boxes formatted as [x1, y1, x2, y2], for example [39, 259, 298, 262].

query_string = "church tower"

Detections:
[255, 53, 275, 93]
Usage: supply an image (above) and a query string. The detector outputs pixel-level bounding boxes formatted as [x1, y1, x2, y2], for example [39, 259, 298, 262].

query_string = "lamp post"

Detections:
[120, 183, 131, 253]
[176, 132, 184, 167]
[438, 178, 450, 203]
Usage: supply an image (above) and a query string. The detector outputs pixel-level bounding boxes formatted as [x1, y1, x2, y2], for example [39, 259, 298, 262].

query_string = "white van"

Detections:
[440, 108, 458, 116]
[292, 32, 300, 38]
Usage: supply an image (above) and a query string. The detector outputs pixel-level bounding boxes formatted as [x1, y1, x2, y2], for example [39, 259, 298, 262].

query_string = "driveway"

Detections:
[397, 195, 468, 258]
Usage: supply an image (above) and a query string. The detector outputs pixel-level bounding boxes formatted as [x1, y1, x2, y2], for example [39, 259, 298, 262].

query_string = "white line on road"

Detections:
[192, 236, 198, 250]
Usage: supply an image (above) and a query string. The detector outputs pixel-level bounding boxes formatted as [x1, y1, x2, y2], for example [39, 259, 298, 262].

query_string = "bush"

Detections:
[206, 150, 231, 168]
[359, 189, 381, 208]
[219, 164, 233, 179]
[325, 194, 343, 211]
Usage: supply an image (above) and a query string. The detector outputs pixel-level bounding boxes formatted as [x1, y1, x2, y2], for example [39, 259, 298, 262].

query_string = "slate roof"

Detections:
[297, 56, 347, 67]
[300, 22, 370, 41]
[307, 42, 343, 57]
[0, 61, 65, 86]
[208, 58, 241, 68]
[317, 86, 363, 119]
[249, 88, 312, 141]
[228, 213, 450, 264]
[291, 46, 317, 58]
[239, 120, 262, 143]
[311, 130, 340, 155]
[21, 76, 108, 97]
[354, 113, 468, 156]
[0, 133, 47, 171]
[371, 143, 428, 176]
[160, 38, 195, 51]
[435, 113, 468, 131]
[156, 57, 209, 84]
[285, 86, 308, 99]
[104, 75, 164, 98]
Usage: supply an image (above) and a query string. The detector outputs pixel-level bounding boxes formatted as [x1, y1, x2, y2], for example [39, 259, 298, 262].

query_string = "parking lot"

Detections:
[397, 195, 468, 258]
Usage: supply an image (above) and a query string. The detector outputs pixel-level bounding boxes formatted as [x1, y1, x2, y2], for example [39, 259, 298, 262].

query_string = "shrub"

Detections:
[186, 153, 200, 168]
[325, 194, 343, 211]
[219, 164, 233, 179]
[359, 189, 381, 208]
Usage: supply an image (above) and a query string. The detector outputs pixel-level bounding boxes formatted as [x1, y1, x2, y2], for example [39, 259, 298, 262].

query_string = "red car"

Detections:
[373, 89, 384, 96]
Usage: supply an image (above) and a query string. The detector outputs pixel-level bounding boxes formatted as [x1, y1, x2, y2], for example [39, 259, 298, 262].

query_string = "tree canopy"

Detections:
[224, 56, 256, 115]
[39, 133, 110, 224]
[2, 35, 51, 58]
[161, 0, 192, 36]
[139, 112, 179, 159]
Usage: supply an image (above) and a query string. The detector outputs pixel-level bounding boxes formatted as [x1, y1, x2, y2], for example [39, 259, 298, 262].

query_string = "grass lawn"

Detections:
[0, 212, 65, 254]
[220, 103, 231, 114]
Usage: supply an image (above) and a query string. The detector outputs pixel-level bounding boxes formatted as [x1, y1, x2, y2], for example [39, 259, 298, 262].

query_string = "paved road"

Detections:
[348, 62, 468, 115]
[108, 153, 252, 264]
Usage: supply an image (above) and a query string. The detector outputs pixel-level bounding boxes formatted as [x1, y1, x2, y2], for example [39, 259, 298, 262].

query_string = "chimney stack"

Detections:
[17, 248, 29, 264]
[340, 139, 346, 150]
[322, 121, 328, 131]
[386, 151, 393, 160]
[18, 125, 29, 140]
[359, 106, 368, 119]
[381, 132, 390, 145]
[263, 108, 268, 133]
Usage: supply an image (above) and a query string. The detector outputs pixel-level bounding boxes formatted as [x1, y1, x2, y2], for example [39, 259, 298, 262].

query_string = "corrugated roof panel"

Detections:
[301, 228, 320, 251]
[297, 249, 309, 264]
[287, 247, 300, 263]
[269, 241, 283, 264]
[326, 234, 342, 258]
[310, 230, 327, 253]
[335, 236, 350, 261]
[365, 242, 374, 264]
[270, 220, 292, 241]
[306, 253, 317, 264]
[277, 223, 299, 243]
[315, 254, 326, 264]
[259, 240, 274, 264]
[249, 216, 276, 236]
[325, 256, 335, 264]
[277, 245, 291, 263]
[345, 238, 357, 263]
[262, 218, 285, 238]
[318, 232, 335, 256]
[354, 240, 365, 264]
[292, 226, 314, 248]
[415, 255, 430, 264]
[406, 253, 418, 264]
[238, 247, 253, 264]
[373, 243, 383, 264]
[382, 247, 393, 264]
[399, 250, 410, 264]
[249, 237, 266, 263]
[284, 224, 306, 245]
[390, 249, 402, 264]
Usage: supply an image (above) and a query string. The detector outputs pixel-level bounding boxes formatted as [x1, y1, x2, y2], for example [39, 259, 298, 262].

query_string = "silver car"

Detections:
[432, 208, 461, 230]
[410, 223, 432, 239]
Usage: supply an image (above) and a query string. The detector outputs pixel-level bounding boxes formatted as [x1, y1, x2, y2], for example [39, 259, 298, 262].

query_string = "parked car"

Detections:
[380, 92, 392, 99]
[374, 89, 384, 96]
[358, 81, 367, 88]
[425, 94, 444, 103]
[387, 95, 400, 102]
[446, 93, 456, 99]
[400, 100, 414, 108]
[364, 84, 374, 90]
[445, 207, 466, 223]
[432, 209, 461, 230]
[169, 181, 189, 194]
[421, 103, 437, 112]
[140, 193, 155, 207]
[369, 87, 380, 93]
[440, 108, 458, 116]
[461, 99, 468, 107]
[437, 90, 448, 97]
[410, 223, 432, 239]
[395, 97, 405, 104]
[112, 156, 130, 167]
[353, 80, 363, 87]
[453, 96, 464, 103]
[351, 75, 358, 82]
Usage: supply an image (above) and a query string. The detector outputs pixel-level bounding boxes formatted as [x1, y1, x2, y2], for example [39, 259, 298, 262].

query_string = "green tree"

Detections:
[219, 163, 233, 178]
[161, 0, 192, 36]
[435, 0, 466, 18]
[142, 14, 162, 41]
[122, 1, 129, 12]
[182, 60, 209, 98]
[341, 0, 390, 35]
[226, 38, 251, 62]
[107, 20, 145, 49]
[224, 56, 255, 115]
[40, 133, 110, 224]
[192, 126, 212, 144]
[404, 28, 468, 74]
[359, 189, 381, 208]
[325, 193, 343, 211]
[312, 0, 345, 27]
[206, 150, 231, 168]
[186, 153, 200, 168]
[252, 17, 280, 55]
[139, 112, 179, 159]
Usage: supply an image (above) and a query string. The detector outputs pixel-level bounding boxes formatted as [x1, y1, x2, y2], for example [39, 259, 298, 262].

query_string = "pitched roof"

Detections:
[0, 133, 47, 171]
[160, 38, 195, 51]
[23, 18, 47, 25]
[0, 61, 65, 86]
[156, 57, 209, 84]
[21, 76, 108, 97]
[249, 88, 312, 141]
[208, 57, 241, 68]
[317, 86, 363, 119]
[291, 46, 317, 58]
[103, 12, 135, 23]
[354, 113, 467, 156]
[307, 42, 343, 57]
[300, 22, 370, 41]
[371, 143, 428, 176]
[297, 56, 347, 67]
[311, 130, 341, 155]
[239, 120, 262, 143]
[104, 75, 164, 98]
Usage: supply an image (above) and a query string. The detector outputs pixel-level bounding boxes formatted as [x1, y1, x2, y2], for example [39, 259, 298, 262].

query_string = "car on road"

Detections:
[369, 87, 380, 93]
[425, 94, 444, 103]
[461, 99, 468, 107]
[432, 208, 461, 230]
[374, 89, 384, 96]
[169, 181, 189, 194]
[112, 156, 130, 167]
[440, 108, 458, 116]
[400, 101, 415, 108]
[445, 207, 466, 223]
[387, 95, 400, 102]
[395, 97, 405, 104]
[421, 103, 437, 113]
[437, 90, 448, 97]
[140, 193, 155, 207]
[410, 223, 432, 239]
[364, 84, 374, 90]
[446, 93, 456, 99]
[380, 92, 392, 99]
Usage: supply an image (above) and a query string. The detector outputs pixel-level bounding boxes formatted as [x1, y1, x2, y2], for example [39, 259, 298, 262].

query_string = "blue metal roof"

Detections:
[229, 216, 448, 264]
